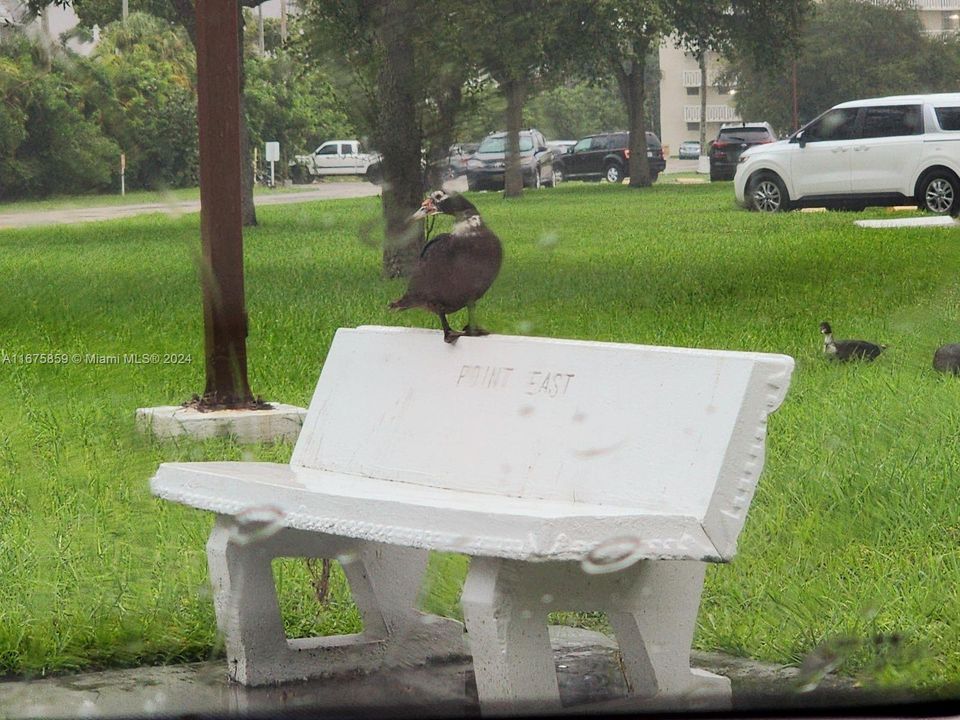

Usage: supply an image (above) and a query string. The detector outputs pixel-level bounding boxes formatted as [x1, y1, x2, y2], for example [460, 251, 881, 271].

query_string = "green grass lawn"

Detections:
[1, 182, 959, 696]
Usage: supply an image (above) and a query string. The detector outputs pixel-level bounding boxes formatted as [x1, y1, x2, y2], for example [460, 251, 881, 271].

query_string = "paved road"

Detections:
[0, 163, 701, 231]
[0, 183, 383, 230]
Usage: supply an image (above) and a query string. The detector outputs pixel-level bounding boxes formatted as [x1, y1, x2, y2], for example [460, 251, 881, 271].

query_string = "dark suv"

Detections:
[556, 131, 666, 184]
[708, 123, 776, 181]
[466, 129, 558, 191]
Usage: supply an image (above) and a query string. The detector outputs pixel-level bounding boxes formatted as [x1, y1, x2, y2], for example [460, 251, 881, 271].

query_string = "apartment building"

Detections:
[658, 0, 960, 157]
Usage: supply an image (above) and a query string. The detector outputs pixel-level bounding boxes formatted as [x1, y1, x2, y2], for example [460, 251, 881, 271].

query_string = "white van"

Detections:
[734, 93, 960, 214]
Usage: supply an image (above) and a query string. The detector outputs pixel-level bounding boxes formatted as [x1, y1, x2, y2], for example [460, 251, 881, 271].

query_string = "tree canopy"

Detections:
[727, 0, 960, 134]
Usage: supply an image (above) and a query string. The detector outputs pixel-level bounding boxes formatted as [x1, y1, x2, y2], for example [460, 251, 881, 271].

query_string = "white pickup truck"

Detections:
[290, 140, 382, 184]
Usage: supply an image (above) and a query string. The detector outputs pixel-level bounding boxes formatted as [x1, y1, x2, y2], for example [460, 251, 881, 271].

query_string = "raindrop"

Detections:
[336, 551, 359, 566]
[537, 231, 560, 249]
[520, 609, 533, 619]
[540, 593, 555, 604]
[230, 505, 286, 546]
[241, 449, 255, 462]
[581, 535, 644, 575]
[516, 320, 535, 334]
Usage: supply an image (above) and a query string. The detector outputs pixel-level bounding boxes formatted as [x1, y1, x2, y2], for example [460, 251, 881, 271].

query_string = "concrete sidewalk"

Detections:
[0, 628, 886, 719]
[0, 183, 382, 230]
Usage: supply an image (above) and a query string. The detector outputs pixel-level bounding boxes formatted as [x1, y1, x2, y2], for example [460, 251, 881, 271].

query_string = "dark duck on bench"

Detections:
[819, 321, 886, 361]
[390, 191, 502, 343]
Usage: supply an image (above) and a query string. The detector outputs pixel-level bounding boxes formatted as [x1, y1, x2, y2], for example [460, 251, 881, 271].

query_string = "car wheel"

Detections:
[366, 165, 382, 185]
[748, 173, 790, 213]
[650, 172, 660, 184]
[604, 163, 623, 183]
[917, 170, 959, 215]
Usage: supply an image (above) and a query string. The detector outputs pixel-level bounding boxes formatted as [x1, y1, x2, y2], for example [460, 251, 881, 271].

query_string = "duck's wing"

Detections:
[420, 232, 453, 259]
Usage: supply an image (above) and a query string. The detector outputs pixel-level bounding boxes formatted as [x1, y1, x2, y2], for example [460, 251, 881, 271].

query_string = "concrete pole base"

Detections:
[136, 403, 307, 444]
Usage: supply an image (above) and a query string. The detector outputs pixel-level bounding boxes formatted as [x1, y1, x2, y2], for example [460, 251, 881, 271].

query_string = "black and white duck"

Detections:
[933, 343, 960, 374]
[819, 321, 886, 361]
[390, 191, 502, 343]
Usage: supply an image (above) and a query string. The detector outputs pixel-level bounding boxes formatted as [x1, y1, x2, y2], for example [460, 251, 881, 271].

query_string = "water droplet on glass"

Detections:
[540, 593, 555, 604]
[537, 231, 560, 249]
[581, 535, 644, 575]
[336, 551, 359, 566]
[516, 320, 535, 334]
[520, 609, 533, 619]
[231, 505, 286, 546]
[241, 449, 255, 462]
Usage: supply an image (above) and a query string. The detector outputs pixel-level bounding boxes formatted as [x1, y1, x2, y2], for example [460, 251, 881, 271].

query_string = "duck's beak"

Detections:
[409, 198, 439, 222]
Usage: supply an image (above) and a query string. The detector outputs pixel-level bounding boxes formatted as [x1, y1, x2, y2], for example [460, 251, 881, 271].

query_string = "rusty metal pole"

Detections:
[195, 0, 253, 408]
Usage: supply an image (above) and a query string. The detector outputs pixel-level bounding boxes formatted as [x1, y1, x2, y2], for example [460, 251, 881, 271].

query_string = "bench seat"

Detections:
[153, 460, 718, 562]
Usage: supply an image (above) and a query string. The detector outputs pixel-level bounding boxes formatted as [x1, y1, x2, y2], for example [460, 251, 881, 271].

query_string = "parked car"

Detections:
[708, 123, 776, 181]
[290, 139, 382, 184]
[466, 129, 559, 190]
[678, 140, 701, 159]
[445, 143, 479, 177]
[555, 131, 666, 184]
[735, 93, 960, 213]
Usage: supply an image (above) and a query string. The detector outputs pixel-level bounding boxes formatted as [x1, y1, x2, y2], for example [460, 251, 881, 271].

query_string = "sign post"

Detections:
[265, 142, 280, 188]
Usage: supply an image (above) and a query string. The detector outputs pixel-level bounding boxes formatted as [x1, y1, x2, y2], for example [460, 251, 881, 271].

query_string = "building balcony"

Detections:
[913, 0, 960, 9]
[683, 104, 741, 123]
[681, 69, 728, 88]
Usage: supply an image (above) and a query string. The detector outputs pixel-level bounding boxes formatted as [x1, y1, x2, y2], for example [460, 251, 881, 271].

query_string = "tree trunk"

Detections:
[503, 78, 526, 198]
[238, 7, 257, 227]
[424, 84, 463, 189]
[377, 0, 424, 278]
[613, 55, 651, 188]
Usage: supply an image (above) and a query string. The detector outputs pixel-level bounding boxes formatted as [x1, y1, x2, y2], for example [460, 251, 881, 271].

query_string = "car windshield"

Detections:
[718, 128, 772, 141]
[477, 136, 534, 153]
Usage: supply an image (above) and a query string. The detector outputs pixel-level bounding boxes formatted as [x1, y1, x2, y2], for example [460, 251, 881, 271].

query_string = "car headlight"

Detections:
[467, 158, 483, 169]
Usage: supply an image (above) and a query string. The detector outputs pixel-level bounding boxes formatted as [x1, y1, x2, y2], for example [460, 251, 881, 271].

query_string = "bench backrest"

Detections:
[291, 326, 793, 558]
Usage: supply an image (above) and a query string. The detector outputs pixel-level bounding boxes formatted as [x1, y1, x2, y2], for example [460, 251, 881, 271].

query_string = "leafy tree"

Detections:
[568, 0, 671, 188]
[243, 47, 354, 179]
[525, 79, 629, 141]
[91, 13, 199, 189]
[728, 0, 960, 134]
[297, 0, 483, 276]
[50, 0, 273, 226]
[455, 1, 571, 197]
[0, 35, 119, 199]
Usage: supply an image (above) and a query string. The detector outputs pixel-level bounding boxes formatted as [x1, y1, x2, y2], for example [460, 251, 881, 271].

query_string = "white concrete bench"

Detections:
[150, 325, 794, 713]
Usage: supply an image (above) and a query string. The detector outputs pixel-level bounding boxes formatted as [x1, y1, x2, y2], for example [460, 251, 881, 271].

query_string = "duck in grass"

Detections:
[390, 191, 502, 344]
[933, 344, 960, 374]
[819, 321, 886, 361]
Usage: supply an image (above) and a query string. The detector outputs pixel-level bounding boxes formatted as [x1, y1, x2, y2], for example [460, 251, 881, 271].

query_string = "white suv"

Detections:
[734, 93, 960, 214]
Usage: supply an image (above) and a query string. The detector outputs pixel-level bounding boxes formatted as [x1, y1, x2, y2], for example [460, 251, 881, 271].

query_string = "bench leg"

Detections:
[605, 561, 731, 709]
[206, 514, 463, 686]
[461, 558, 730, 715]
[460, 557, 562, 714]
